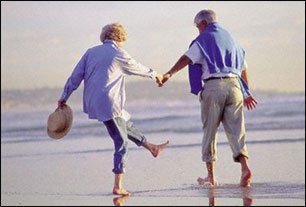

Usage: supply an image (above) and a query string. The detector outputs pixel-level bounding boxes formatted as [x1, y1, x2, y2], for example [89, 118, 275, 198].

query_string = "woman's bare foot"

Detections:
[197, 177, 218, 187]
[150, 141, 170, 157]
[113, 188, 131, 196]
[240, 169, 252, 187]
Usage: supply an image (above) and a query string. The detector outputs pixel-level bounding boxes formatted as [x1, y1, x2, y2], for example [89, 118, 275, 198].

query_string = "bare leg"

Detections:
[239, 155, 252, 187]
[197, 162, 218, 187]
[113, 173, 131, 196]
[143, 140, 169, 157]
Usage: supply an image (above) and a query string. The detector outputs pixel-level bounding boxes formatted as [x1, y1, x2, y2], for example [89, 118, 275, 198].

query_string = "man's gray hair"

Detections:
[194, 9, 217, 25]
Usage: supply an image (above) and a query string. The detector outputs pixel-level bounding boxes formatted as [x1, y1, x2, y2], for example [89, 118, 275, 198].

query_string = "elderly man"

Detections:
[58, 23, 169, 196]
[161, 9, 257, 187]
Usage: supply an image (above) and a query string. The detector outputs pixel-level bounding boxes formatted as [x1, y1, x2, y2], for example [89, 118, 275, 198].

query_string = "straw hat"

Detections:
[47, 104, 73, 139]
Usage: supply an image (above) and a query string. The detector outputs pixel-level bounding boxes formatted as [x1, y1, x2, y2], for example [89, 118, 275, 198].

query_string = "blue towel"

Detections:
[188, 40, 203, 95]
[188, 63, 203, 95]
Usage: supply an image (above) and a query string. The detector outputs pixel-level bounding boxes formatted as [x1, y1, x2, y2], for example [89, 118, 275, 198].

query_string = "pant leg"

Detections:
[222, 79, 249, 162]
[200, 81, 227, 162]
[103, 117, 128, 174]
[126, 119, 147, 146]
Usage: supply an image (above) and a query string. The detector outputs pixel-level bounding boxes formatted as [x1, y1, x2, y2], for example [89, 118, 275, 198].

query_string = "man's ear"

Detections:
[202, 20, 208, 28]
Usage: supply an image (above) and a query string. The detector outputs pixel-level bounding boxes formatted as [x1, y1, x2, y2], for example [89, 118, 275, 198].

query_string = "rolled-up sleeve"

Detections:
[115, 48, 157, 80]
[60, 50, 88, 101]
[184, 42, 203, 65]
[242, 59, 248, 71]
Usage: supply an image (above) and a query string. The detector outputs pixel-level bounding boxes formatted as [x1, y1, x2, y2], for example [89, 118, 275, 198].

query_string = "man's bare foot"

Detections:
[113, 196, 129, 206]
[240, 169, 252, 187]
[113, 188, 131, 196]
[197, 177, 218, 187]
[151, 140, 169, 157]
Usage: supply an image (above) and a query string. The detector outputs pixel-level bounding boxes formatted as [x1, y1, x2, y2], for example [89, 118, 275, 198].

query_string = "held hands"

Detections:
[155, 73, 171, 87]
[244, 96, 258, 110]
[155, 74, 163, 87]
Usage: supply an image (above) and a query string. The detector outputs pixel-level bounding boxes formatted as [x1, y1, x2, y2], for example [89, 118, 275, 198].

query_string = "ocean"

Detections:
[1, 81, 305, 145]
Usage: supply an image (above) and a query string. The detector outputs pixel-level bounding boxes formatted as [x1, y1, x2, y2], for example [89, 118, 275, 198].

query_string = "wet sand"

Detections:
[1, 129, 305, 206]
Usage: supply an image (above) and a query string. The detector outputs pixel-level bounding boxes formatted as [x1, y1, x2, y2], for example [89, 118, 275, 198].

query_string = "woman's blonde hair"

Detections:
[100, 23, 128, 43]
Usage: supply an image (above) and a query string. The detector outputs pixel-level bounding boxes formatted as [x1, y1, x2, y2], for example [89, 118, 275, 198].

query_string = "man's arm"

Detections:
[161, 55, 192, 85]
[241, 69, 258, 110]
[241, 69, 249, 86]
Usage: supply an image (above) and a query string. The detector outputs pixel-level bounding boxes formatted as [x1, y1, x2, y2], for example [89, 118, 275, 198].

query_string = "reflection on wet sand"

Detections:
[207, 186, 253, 206]
[117, 181, 305, 206]
[113, 195, 130, 206]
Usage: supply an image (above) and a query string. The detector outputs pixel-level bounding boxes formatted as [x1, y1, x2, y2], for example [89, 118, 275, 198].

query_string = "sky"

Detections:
[1, 1, 305, 93]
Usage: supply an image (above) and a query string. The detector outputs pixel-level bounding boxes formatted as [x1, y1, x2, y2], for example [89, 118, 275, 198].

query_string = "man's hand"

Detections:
[57, 100, 66, 109]
[155, 74, 163, 87]
[244, 96, 258, 110]
[159, 73, 171, 87]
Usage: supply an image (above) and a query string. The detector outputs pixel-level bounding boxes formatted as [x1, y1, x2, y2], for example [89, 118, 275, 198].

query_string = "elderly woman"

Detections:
[58, 23, 169, 196]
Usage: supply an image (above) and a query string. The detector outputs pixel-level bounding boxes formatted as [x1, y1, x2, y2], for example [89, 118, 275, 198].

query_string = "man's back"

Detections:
[195, 23, 245, 75]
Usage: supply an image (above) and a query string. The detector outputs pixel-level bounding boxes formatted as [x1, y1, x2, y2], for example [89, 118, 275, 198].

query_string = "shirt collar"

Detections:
[103, 39, 119, 47]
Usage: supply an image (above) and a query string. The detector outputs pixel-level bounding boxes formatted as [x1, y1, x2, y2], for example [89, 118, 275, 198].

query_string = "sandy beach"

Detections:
[1, 128, 305, 206]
